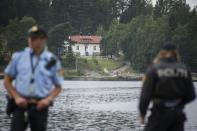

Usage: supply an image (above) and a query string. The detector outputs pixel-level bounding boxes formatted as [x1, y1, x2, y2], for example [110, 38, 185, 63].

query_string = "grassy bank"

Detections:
[85, 57, 123, 71]
[64, 56, 125, 78]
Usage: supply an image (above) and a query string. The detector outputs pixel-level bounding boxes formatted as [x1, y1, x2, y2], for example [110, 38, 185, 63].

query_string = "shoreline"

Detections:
[1, 74, 197, 82]
[64, 76, 142, 81]
[0, 74, 141, 81]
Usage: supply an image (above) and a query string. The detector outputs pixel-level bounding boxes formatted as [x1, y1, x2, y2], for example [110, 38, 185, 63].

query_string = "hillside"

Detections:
[63, 57, 143, 80]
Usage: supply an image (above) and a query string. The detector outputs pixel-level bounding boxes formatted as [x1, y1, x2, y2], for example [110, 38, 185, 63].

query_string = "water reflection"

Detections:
[47, 81, 141, 131]
[0, 81, 196, 131]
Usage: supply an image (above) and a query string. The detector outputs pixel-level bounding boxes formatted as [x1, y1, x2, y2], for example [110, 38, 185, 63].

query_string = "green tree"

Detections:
[120, 16, 170, 71]
[168, 1, 190, 31]
[120, 0, 153, 23]
[4, 16, 36, 52]
[0, 0, 49, 26]
[172, 15, 197, 71]
[62, 46, 76, 68]
[47, 22, 76, 54]
[153, 0, 188, 19]
[101, 20, 126, 57]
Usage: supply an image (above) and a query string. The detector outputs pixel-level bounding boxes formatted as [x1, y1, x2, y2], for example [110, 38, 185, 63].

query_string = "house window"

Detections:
[76, 46, 79, 50]
[85, 44, 88, 52]
[94, 46, 96, 51]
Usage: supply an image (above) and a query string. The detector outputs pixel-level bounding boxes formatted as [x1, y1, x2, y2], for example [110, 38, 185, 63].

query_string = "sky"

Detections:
[186, 0, 197, 8]
[152, 0, 197, 8]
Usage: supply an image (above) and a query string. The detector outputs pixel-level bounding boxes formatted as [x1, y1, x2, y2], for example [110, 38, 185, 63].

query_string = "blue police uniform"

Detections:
[5, 47, 63, 98]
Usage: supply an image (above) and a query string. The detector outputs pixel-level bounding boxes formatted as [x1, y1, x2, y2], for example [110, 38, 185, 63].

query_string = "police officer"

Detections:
[4, 26, 63, 131]
[139, 42, 196, 131]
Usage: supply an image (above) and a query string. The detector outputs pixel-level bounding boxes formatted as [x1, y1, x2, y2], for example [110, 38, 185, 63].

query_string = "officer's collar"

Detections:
[160, 57, 177, 63]
[25, 47, 47, 59]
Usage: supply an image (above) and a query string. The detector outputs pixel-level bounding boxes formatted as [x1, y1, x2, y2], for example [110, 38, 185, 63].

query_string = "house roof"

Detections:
[69, 35, 102, 44]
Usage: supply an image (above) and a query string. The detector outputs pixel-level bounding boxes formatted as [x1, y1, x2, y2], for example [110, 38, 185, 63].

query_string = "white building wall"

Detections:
[71, 43, 100, 56]
[72, 44, 85, 56]
[87, 44, 100, 56]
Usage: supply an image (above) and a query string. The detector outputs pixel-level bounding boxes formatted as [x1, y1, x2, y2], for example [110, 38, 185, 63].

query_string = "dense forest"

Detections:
[0, 0, 197, 72]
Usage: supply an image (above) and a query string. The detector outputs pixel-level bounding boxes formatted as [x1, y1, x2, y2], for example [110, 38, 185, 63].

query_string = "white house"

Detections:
[66, 35, 102, 56]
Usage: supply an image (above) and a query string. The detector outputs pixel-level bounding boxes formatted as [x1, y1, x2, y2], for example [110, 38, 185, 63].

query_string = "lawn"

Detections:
[84, 57, 124, 71]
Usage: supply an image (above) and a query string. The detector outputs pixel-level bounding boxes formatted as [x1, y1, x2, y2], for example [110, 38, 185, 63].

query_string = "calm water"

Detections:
[0, 81, 197, 131]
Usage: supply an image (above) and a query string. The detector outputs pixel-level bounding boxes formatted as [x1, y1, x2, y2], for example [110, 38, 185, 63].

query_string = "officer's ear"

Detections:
[28, 37, 31, 43]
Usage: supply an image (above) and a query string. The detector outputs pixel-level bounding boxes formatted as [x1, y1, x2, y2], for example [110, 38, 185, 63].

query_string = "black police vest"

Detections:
[153, 61, 189, 100]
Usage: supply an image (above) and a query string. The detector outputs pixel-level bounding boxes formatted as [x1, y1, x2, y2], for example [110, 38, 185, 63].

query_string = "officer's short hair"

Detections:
[162, 41, 177, 51]
[28, 26, 47, 39]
